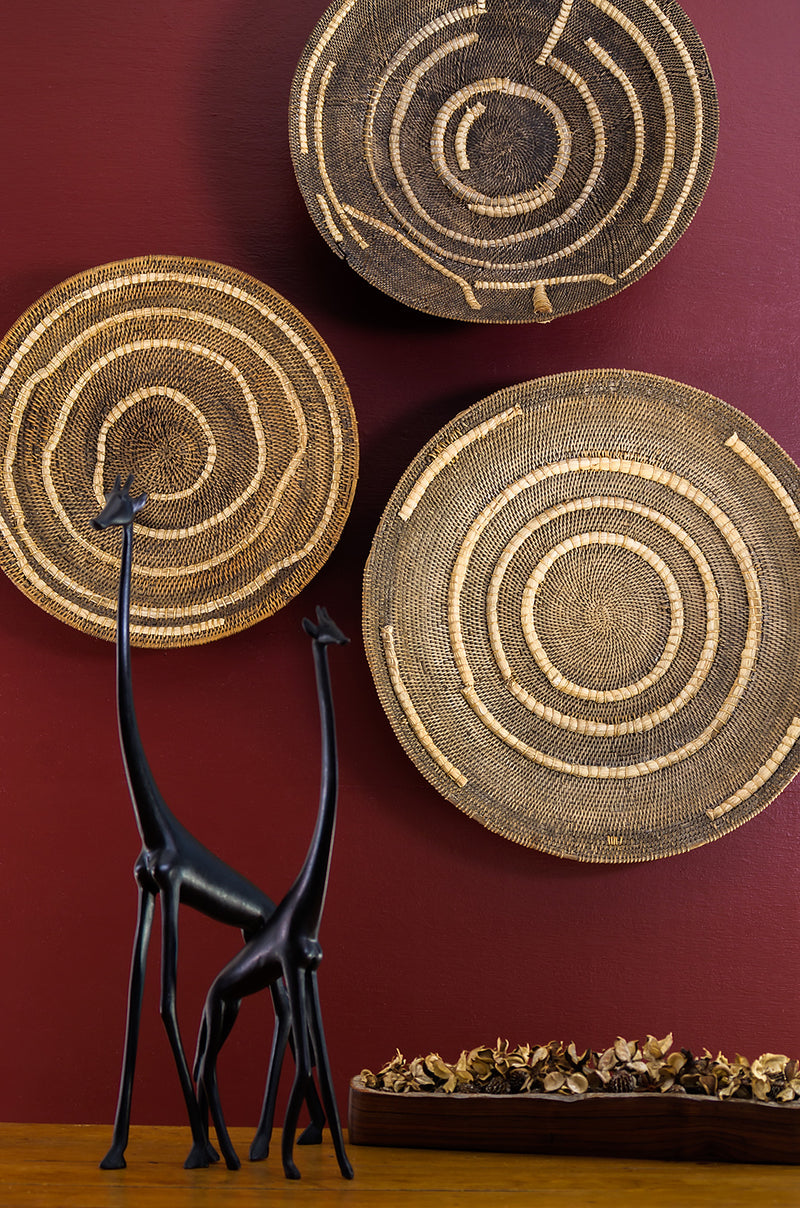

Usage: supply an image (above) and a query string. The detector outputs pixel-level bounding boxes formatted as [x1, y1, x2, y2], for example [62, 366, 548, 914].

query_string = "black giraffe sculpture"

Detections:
[92, 475, 324, 1170]
[194, 605, 353, 1181]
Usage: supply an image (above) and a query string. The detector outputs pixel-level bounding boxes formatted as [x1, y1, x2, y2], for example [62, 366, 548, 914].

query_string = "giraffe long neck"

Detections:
[116, 521, 173, 849]
[289, 639, 340, 936]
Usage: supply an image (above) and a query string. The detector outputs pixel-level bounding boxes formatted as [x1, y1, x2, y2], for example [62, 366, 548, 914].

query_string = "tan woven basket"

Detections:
[363, 371, 800, 861]
[290, 0, 718, 323]
[0, 256, 358, 647]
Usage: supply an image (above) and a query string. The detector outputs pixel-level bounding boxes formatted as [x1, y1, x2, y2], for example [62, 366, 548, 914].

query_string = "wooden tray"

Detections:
[348, 1079, 800, 1164]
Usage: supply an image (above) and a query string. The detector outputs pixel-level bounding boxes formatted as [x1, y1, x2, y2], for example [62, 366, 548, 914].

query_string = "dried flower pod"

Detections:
[614, 1038, 633, 1063]
[567, 1043, 589, 1068]
[424, 1054, 454, 1084]
[543, 1071, 567, 1094]
[598, 1047, 617, 1073]
[359, 1037, 800, 1103]
[643, 1033, 674, 1061]
[609, 1069, 638, 1094]
[482, 1075, 509, 1095]
[467, 1047, 495, 1081]
[507, 1067, 532, 1094]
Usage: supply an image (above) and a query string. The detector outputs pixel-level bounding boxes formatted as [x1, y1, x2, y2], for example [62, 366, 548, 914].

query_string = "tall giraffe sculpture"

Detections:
[92, 475, 324, 1170]
[194, 605, 353, 1181]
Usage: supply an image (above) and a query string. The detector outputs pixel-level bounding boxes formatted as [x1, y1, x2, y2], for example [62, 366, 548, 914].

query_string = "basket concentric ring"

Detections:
[363, 371, 800, 860]
[0, 256, 358, 646]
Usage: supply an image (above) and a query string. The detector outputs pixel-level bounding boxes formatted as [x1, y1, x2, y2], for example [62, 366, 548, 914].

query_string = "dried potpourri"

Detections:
[359, 1037, 800, 1103]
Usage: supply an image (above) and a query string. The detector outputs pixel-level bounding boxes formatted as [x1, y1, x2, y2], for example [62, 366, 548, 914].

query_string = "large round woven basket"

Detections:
[290, 0, 717, 324]
[363, 371, 800, 861]
[0, 256, 358, 647]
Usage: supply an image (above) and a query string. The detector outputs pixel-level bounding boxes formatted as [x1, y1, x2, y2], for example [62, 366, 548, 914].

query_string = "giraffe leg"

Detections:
[100, 883, 155, 1170]
[306, 969, 353, 1179]
[249, 982, 292, 1162]
[281, 965, 313, 1180]
[249, 980, 325, 1160]
[157, 878, 212, 1169]
[196, 993, 242, 1171]
[296, 1057, 326, 1146]
[191, 1014, 221, 1165]
[295, 993, 326, 1148]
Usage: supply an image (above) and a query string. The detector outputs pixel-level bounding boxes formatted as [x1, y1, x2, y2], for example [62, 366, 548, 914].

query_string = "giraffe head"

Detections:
[302, 605, 349, 647]
[91, 474, 148, 531]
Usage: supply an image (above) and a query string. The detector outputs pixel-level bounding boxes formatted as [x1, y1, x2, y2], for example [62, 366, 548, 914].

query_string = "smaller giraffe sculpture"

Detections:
[92, 475, 324, 1170]
[194, 605, 353, 1181]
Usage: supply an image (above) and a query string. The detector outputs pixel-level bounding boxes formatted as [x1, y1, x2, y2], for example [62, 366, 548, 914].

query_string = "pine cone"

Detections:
[507, 1067, 529, 1093]
[455, 1080, 478, 1094]
[481, 1075, 509, 1095]
[609, 1069, 637, 1094]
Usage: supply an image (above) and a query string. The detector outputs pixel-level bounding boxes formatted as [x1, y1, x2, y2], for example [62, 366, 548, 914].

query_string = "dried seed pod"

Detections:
[507, 1067, 531, 1094]
[567, 1043, 589, 1067]
[361, 1038, 800, 1103]
[424, 1054, 454, 1084]
[482, 1075, 509, 1095]
[614, 1038, 633, 1063]
[609, 1069, 638, 1094]
[543, 1071, 567, 1094]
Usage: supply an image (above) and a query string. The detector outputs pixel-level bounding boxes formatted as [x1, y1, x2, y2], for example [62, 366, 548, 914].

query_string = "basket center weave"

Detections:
[524, 543, 673, 693]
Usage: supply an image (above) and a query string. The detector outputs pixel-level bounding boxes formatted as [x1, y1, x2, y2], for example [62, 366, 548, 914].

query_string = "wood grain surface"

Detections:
[2, 1124, 799, 1208]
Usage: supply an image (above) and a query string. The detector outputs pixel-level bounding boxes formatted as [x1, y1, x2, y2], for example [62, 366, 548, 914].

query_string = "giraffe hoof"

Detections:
[248, 1134, 270, 1162]
[184, 1142, 211, 1169]
[283, 1160, 302, 1180]
[340, 1156, 355, 1180]
[99, 1149, 126, 1170]
[297, 1121, 323, 1146]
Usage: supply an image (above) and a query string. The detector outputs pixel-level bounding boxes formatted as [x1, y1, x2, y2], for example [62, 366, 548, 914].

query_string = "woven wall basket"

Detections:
[0, 257, 358, 648]
[290, 0, 717, 324]
[363, 371, 800, 861]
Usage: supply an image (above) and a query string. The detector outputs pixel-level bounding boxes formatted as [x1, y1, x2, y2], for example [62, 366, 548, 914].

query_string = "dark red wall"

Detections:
[1, 0, 799, 1134]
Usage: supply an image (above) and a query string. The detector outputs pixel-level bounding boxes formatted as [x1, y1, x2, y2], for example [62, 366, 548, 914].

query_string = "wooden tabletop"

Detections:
[2, 1124, 798, 1207]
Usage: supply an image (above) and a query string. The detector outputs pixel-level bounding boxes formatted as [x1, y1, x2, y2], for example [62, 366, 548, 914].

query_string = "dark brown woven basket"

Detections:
[0, 256, 358, 647]
[290, 0, 718, 323]
[363, 371, 800, 861]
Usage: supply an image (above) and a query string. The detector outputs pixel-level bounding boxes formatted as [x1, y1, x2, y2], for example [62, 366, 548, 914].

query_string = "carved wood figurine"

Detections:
[92, 475, 324, 1170]
[194, 606, 353, 1181]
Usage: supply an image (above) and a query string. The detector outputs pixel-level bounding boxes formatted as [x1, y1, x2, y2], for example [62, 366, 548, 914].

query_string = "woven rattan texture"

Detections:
[363, 371, 800, 861]
[290, 0, 717, 324]
[0, 257, 358, 647]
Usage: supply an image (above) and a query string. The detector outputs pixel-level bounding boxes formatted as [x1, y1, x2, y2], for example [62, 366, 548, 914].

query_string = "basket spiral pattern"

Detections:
[363, 372, 800, 861]
[0, 257, 358, 647]
[290, 0, 717, 323]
